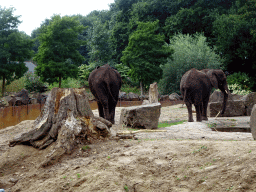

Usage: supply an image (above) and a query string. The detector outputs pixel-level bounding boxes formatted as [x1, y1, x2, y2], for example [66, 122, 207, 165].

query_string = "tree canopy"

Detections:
[121, 20, 173, 95]
[34, 15, 86, 87]
[0, 6, 33, 96]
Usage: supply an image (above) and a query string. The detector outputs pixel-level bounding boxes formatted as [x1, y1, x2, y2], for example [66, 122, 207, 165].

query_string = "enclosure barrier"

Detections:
[0, 100, 182, 129]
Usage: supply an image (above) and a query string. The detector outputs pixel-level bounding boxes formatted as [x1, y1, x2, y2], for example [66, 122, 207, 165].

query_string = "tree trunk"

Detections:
[140, 81, 143, 96]
[9, 88, 112, 167]
[1, 75, 5, 97]
[59, 76, 62, 88]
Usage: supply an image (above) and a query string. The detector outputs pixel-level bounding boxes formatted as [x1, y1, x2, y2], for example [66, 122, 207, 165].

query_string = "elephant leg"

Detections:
[186, 102, 194, 122]
[195, 104, 202, 122]
[97, 101, 104, 118]
[202, 100, 209, 121]
[109, 101, 117, 124]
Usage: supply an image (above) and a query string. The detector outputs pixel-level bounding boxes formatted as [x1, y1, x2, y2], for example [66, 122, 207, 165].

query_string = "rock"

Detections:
[250, 104, 256, 140]
[128, 92, 140, 101]
[119, 92, 129, 101]
[120, 103, 161, 129]
[160, 95, 169, 101]
[8, 89, 30, 106]
[142, 100, 150, 105]
[139, 95, 149, 101]
[169, 93, 181, 101]
[8, 97, 23, 106]
[208, 100, 246, 117]
[209, 90, 243, 103]
[14, 89, 30, 104]
[149, 82, 159, 104]
[242, 92, 256, 116]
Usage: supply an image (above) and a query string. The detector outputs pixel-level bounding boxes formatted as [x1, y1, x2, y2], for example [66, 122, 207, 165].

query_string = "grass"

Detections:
[81, 145, 91, 151]
[207, 123, 217, 128]
[120, 83, 141, 95]
[0, 76, 27, 96]
[158, 120, 186, 128]
[48, 77, 82, 90]
[124, 185, 129, 192]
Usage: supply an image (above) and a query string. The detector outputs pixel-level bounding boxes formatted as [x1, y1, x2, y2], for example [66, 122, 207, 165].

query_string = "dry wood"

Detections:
[9, 88, 111, 167]
[116, 129, 167, 136]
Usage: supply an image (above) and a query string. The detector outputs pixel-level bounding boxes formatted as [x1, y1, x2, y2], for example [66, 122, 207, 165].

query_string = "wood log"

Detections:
[9, 88, 111, 167]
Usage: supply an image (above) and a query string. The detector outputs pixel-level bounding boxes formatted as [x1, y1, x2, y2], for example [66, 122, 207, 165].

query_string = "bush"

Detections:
[24, 72, 47, 92]
[228, 84, 251, 95]
[226, 72, 253, 91]
[78, 63, 97, 85]
[159, 33, 223, 95]
[47, 77, 82, 89]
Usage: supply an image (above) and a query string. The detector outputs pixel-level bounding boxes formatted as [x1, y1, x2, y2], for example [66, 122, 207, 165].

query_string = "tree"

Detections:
[121, 20, 173, 95]
[164, 0, 234, 45]
[0, 6, 34, 96]
[34, 15, 86, 87]
[212, 0, 256, 89]
[159, 33, 222, 95]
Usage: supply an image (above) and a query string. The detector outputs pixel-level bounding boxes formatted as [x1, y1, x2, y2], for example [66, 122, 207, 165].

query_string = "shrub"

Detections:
[226, 72, 253, 91]
[228, 84, 251, 95]
[24, 72, 47, 92]
[159, 33, 223, 95]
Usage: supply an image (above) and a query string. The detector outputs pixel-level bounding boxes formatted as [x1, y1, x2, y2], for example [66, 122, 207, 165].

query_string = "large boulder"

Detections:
[160, 95, 169, 101]
[142, 100, 150, 105]
[120, 103, 161, 129]
[139, 95, 149, 101]
[209, 90, 243, 103]
[208, 100, 246, 117]
[242, 92, 256, 116]
[8, 89, 30, 106]
[149, 82, 159, 104]
[128, 92, 140, 101]
[119, 92, 129, 101]
[169, 93, 182, 101]
[250, 104, 256, 140]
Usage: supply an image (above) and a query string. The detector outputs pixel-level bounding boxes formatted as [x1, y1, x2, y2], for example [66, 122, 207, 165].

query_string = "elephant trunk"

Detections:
[220, 83, 230, 114]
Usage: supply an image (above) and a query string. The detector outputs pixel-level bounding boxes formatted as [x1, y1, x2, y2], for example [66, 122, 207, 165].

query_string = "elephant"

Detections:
[88, 64, 122, 124]
[180, 68, 229, 122]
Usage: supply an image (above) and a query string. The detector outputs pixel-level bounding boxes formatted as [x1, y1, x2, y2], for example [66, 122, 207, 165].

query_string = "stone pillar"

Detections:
[250, 104, 256, 140]
[149, 82, 159, 104]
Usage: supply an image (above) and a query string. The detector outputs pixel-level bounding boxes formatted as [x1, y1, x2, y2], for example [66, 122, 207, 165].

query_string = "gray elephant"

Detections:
[180, 68, 229, 122]
[88, 64, 122, 124]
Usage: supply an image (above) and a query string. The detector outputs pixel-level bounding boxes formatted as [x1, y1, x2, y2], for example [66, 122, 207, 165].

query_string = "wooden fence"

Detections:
[0, 100, 183, 130]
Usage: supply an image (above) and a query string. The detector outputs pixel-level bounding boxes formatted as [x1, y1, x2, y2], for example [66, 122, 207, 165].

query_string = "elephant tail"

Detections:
[183, 89, 191, 103]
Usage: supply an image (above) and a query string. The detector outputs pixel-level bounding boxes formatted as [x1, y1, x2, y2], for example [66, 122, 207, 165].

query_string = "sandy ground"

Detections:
[0, 104, 256, 192]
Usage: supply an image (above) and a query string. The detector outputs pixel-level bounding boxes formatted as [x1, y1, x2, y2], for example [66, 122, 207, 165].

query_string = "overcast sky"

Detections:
[1, 0, 115, 36]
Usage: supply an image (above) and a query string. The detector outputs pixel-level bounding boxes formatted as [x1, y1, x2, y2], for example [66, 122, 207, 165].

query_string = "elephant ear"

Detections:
[206, 70, 218, 89]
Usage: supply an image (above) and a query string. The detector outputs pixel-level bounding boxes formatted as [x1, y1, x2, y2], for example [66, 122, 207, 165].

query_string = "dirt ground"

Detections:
[1, 104, 256, 192]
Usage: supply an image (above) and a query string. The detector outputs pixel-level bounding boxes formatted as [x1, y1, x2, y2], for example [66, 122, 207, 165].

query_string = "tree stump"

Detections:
[9, 88, 112, 167]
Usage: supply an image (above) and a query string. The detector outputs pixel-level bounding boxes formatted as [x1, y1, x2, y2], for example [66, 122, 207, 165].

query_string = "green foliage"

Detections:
[121, 20, 173, 94]
[86, 19, 113, 63]
[159, 33, 222, 95]
[226, 72, 254, 91]
[158, 120, 186, 128]
[212, 0, 256, 87]
[120, 83, 140, 95]
[78, 62, 97, 84]
[0, 6, 34, 96]
[114, 63, 130, 79]
[228, 84, 251, 95]
[47, 78, 81, 90]
[34, 15, 86, 87]
[0, 76, 26, 95]
[24, 72, 47, 92]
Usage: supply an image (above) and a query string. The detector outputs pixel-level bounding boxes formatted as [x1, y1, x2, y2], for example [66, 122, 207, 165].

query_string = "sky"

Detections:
[1, 0, 115, 36]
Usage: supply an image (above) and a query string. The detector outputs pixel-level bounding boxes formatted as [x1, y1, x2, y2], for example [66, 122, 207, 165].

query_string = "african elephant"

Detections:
[180, 68, 229, 122]
[88, 64, 122, 124]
